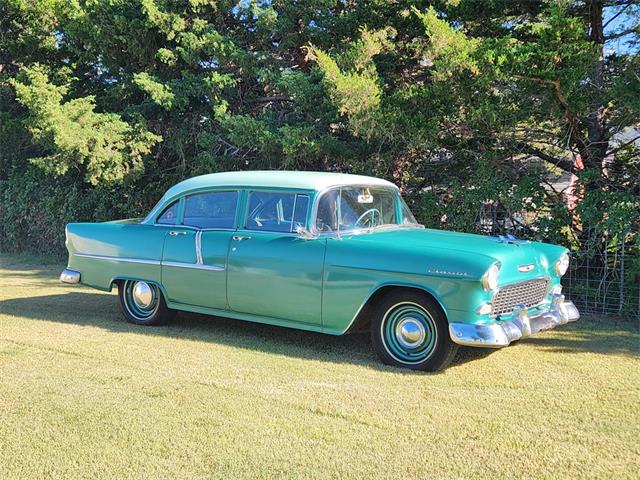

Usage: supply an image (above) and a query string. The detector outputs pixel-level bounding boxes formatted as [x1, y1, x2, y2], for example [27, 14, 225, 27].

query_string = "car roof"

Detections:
[163, 170, 398, 198]
[143, 171, 399, 224]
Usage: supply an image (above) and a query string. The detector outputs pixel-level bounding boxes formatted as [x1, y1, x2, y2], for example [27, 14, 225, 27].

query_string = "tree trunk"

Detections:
[575, 0, 611, 253]
[583, 0, 609, 172]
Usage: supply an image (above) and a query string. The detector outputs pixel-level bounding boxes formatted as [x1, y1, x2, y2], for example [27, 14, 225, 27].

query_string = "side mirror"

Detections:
[296, 225, 316, 240]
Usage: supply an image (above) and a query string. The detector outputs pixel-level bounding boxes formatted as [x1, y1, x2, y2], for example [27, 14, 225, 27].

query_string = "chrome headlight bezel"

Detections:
[482, 263, 501, 291]
[555, 253, 569, 277]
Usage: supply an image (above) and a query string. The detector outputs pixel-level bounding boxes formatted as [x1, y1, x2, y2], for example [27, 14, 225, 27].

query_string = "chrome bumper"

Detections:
[60, 268, 81, 284]
[449, 295, 579, 348]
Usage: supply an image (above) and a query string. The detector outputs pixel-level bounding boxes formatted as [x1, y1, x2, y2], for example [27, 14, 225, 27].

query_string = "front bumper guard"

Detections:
[449, 295, 579, 348]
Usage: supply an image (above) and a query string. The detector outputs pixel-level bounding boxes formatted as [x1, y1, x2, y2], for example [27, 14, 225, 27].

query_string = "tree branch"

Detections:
[606, 134, 640, 156]
[605, 26, 639, 40]
[250, 95, 294, 104]
[603, 2, 632, 29]
[517, 142, 579, 175]
[513, 76, 591, 161]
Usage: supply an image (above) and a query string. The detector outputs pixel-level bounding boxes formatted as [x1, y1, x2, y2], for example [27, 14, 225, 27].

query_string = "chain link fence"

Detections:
[563, 250, 639, 321]
[474, 202, 639, 322]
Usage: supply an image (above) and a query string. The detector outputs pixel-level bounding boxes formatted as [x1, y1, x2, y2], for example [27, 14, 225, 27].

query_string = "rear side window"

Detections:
[183, 191, 238, 229]
[246, 191, 309, 233]
[156, 201, 179, 225]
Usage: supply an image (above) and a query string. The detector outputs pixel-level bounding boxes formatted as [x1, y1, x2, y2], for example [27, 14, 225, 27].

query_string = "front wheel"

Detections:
[118, 280, 175, 326]
[371, 291, 458, 372]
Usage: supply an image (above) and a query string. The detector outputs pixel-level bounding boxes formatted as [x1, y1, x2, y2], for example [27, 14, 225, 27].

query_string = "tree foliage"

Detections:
[0, 0, 638, 256]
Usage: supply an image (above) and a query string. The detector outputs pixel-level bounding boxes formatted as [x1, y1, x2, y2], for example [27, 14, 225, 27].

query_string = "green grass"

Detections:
[0, 254, 638, 479]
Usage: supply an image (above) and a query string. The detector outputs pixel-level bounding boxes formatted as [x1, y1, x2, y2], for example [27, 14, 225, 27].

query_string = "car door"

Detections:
[161, 190, 238, 309]
[226, 190, 325, 325]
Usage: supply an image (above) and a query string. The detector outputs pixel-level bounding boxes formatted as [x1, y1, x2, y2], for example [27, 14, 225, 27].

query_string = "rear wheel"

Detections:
[371, 290, 458, 371]
[118, 280, 175, 326]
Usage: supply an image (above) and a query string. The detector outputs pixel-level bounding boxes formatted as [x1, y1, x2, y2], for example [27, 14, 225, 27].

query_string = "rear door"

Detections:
[161, 190, 238, 309]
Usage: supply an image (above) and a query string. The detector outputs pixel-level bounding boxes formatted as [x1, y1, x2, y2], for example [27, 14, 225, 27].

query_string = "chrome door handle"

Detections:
[232, 235, 252, 241]
[169, 231, 188, 236]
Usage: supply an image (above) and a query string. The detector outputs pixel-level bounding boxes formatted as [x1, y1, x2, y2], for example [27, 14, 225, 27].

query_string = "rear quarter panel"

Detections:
[66, 222, 167, 291]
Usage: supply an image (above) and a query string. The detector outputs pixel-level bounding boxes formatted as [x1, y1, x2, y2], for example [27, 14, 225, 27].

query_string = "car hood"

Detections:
[347, 227, 566, 282]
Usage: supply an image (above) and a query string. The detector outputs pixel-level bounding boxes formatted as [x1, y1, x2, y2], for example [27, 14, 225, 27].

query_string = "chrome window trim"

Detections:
[292, 193, 310, 233]
[152, 224, 237, 233]
[242, 189, 313, 234]
[290, 193, 298, 232]
[147, 182, 423, 237]
[74, 253, 161, 266]
[155, 199, 181, 226]
[182, 189, 240, 230]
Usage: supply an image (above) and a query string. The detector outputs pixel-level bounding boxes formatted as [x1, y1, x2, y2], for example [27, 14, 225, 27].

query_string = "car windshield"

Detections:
[315, 186, 420, 233]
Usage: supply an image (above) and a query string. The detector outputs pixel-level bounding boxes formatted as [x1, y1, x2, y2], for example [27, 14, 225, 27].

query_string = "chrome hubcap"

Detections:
[132, 281, 154, 309]
[395, 317, 426, 349]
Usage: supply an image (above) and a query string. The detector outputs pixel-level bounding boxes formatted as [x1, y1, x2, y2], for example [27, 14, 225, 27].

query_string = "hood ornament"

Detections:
[496, 234, 530, 245]
[518, 263, 535, 272]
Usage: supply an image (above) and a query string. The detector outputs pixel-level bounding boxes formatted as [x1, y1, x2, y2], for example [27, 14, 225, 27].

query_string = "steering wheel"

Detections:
[355, 208, 381, 228]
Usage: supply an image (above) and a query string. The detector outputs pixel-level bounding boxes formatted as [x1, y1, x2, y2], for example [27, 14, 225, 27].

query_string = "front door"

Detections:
[226, 190, 325, 325]
[161, 190, 239, 309]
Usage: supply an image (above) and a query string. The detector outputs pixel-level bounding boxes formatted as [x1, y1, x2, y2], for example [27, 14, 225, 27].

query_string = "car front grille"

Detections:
[493, 278, 550, 316]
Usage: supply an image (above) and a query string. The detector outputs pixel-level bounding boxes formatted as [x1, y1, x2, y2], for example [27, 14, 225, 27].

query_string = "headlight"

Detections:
[482, 263, 500, 291]
[555, 253, 569, 276]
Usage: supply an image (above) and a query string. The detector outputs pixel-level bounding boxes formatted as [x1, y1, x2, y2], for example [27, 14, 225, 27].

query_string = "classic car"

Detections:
[60, 171, 579, 371]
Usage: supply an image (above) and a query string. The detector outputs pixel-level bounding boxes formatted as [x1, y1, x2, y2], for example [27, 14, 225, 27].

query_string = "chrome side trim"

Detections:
[74, 253, 161, 265]
[161, 261, 225, 271]
[195, 230, 203, 265]
[74, 252, 224, 271]
[60, 268, 81, 284]
[449, 296, 579, 348]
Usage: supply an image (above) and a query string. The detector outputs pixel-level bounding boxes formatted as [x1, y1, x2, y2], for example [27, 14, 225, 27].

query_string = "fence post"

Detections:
[603, 244, 608, 314]
[619, 235, 625, 316]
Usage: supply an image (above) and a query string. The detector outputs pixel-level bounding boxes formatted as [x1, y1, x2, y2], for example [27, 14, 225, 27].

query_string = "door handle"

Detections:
[232, 235, 252, 241]
[168, 231, 188, 236]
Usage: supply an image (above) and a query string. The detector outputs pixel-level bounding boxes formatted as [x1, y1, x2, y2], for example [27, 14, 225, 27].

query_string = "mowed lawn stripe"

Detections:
[1, 254, 638, 479]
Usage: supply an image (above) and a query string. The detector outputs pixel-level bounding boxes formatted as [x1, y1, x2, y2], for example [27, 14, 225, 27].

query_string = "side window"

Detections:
[156, 201, 179, 225]
[183, 191, 238, 229]
[246, 191, 309, 233]
[315, 190, 339, 232]
[292, 195, 309, 230]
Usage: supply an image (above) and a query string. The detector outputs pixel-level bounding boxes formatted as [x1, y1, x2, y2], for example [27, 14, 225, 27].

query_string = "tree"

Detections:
[309, 1, 639, 251]
[0, 0, 638, 256]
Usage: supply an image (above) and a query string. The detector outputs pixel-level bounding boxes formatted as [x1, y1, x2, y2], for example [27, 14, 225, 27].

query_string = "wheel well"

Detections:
[110, 278, 128, 293]
[346, 285, 446, 334]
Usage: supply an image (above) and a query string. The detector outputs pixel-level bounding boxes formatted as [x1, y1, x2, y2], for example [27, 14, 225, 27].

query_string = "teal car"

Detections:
[60, 171, 579, 371]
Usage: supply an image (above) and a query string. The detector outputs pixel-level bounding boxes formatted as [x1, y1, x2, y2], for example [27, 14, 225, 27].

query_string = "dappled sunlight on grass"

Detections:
[525, 320, 639, 357]
[1, 254, 639, 479]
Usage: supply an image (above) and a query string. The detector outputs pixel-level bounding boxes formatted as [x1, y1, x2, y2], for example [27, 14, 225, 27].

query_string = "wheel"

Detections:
[118, 280, 175, 326]
[370, 290, 458, 372]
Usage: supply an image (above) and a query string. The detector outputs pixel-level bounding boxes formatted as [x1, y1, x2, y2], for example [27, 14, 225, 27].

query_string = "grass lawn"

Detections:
[0, 253, 638, 479]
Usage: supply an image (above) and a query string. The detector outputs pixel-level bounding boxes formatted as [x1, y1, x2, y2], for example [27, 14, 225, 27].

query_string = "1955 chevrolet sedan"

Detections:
[60, 171, 579, 371]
